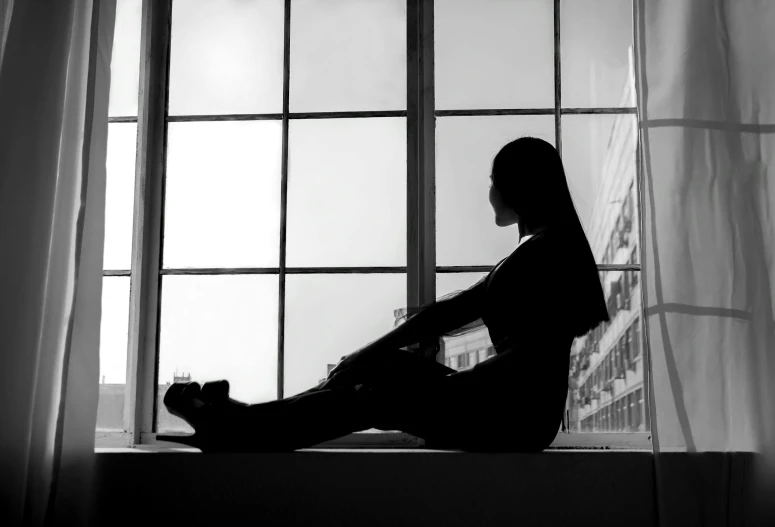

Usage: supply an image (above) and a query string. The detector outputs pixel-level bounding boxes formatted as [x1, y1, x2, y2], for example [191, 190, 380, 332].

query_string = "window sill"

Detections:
[96, 446, 649, 454]
[96, 431, 652, 450]
[93, 445, 660, 526]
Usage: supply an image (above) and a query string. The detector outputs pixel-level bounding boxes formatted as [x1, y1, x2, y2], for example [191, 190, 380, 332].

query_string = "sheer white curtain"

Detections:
[0, 1, 115, 525]
[635, 0, 775, 524]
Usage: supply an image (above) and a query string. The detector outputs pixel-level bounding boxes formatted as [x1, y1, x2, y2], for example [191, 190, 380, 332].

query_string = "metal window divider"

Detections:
[125, 0, 172, 444]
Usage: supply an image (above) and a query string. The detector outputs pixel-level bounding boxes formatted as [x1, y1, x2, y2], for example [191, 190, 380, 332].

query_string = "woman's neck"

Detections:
[518, 221, 549, 242]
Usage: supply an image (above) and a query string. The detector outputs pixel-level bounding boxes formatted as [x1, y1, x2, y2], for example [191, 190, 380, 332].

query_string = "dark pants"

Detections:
[244, 349, 559, 453]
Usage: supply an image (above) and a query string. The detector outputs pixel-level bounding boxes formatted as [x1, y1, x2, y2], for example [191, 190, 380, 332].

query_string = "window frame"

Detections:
[97, 0, 650, 451]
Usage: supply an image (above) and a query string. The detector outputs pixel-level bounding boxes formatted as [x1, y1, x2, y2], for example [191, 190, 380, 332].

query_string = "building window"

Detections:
[458, 353, 469, 369]
[633, 318, 641, 358]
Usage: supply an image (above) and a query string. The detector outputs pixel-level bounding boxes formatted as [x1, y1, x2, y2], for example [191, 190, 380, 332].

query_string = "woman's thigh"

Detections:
[362, 374, 556, 452]
[337, 347, 454, 388]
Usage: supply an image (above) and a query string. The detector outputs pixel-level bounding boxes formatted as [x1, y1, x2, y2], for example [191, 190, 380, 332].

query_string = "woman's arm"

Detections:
[362, 277, 486, 353]
[327, 278, 487, 378]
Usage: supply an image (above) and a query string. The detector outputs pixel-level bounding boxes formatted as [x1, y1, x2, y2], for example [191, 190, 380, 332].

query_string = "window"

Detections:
[99, 0, 647, 450]
[458, 353, 469, 369]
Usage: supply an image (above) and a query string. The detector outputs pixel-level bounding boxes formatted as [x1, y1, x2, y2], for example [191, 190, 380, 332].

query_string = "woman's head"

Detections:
[489, 137, 576, 230]
[489, 136, 610, 337]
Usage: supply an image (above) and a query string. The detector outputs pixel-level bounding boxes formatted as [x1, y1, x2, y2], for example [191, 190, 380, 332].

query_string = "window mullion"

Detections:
[407, 0, 436, 361]
[125, 0, 171, 444]
[277, 0, 291, 401]
[554, 0, 562, 156]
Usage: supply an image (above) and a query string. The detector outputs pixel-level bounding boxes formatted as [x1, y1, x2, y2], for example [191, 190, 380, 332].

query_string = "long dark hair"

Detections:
[492, 136, 609, 337]
[395, 136, 609, 348]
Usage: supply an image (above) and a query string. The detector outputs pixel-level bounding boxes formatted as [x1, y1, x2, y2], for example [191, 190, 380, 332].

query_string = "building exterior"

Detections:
[96, 372, 193, 432]
[567, 49, 649, 433]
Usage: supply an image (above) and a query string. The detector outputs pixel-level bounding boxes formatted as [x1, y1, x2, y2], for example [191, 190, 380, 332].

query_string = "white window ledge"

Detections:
[96, 431, 652, 450]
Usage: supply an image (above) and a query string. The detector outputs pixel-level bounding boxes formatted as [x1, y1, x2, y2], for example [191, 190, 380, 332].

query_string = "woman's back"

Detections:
[483, 228, 575, 355]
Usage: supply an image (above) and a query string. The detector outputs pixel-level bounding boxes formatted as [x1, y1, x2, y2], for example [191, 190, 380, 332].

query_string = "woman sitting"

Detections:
[159, 136, 609, 453]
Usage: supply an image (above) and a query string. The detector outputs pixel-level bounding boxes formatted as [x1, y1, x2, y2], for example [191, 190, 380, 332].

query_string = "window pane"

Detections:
[284, 274, 406, 397]
[436, 115, 555, 266]
[108, 0, 142, 117]
[287, 118, 406, 267]
[435, 0, 554, 110]
[96, 277, 130, 431]
[169, 0, 284, 115]
[104, 123, 138, 271]
[163, 121, 282, 269]
[290, 0, 405, 112]
[561, 0, 635, 108]
[157, 275, 279, 433]
[567, 270, 647, 433]
[562, 114, 639, 263]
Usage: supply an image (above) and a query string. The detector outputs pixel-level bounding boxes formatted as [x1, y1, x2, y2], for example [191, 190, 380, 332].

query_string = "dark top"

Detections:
[454, 229, 574, 355]
[483, 229, 573, 354]
[454, 228, 577, 425]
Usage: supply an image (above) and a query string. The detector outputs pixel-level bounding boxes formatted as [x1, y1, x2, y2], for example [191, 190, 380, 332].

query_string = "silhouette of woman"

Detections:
[158, 137, 610, 453]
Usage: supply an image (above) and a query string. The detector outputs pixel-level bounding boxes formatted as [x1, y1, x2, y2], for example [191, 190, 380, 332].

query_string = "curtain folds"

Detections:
[635, 0, 775, 524]
[0, 1, 116, 525]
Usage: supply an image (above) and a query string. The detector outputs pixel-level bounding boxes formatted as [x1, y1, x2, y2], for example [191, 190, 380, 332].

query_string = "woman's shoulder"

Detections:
[519, 228, 567, 258]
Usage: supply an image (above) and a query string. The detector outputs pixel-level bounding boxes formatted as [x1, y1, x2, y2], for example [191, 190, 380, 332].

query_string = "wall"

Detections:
[93, 450, 658, 526]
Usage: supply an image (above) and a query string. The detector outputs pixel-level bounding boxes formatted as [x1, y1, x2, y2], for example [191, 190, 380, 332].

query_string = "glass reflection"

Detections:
[568, 272, 646, 432]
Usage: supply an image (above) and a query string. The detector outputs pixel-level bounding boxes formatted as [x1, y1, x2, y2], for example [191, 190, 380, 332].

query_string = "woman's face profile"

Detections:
[489, 174, 519, 227]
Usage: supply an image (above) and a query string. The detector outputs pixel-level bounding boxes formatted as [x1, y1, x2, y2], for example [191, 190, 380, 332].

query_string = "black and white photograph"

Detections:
[1, 1, 774, 525]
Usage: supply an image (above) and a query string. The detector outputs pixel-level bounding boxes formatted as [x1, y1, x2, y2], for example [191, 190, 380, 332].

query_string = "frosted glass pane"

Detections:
[284, 274, 406, 397]
[436, 272, 488, 299]
[290, 0, 405, 112]
[96, 277, 130, 431]
[163, 121, 282, 268]
[287, 118, 406, 267]
[567, 271, 646, 432]
[561, 0, 635, 108]
[169, 0, 284, 115]
[562, 114, 638, 263]
[435, 0, 554, 110]
[157, 275, 279, 433]
[104, 123, 137, 271]
[108, 0, 142, 117]
[436, 115, 555, 266]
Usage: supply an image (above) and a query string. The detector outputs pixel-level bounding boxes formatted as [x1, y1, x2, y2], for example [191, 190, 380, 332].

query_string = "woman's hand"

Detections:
[326, 345, 382, 380]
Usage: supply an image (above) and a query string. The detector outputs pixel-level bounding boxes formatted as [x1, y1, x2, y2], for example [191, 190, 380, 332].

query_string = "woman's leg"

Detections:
[198, 350, 457, 451]
[295, 348, 454, 395]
